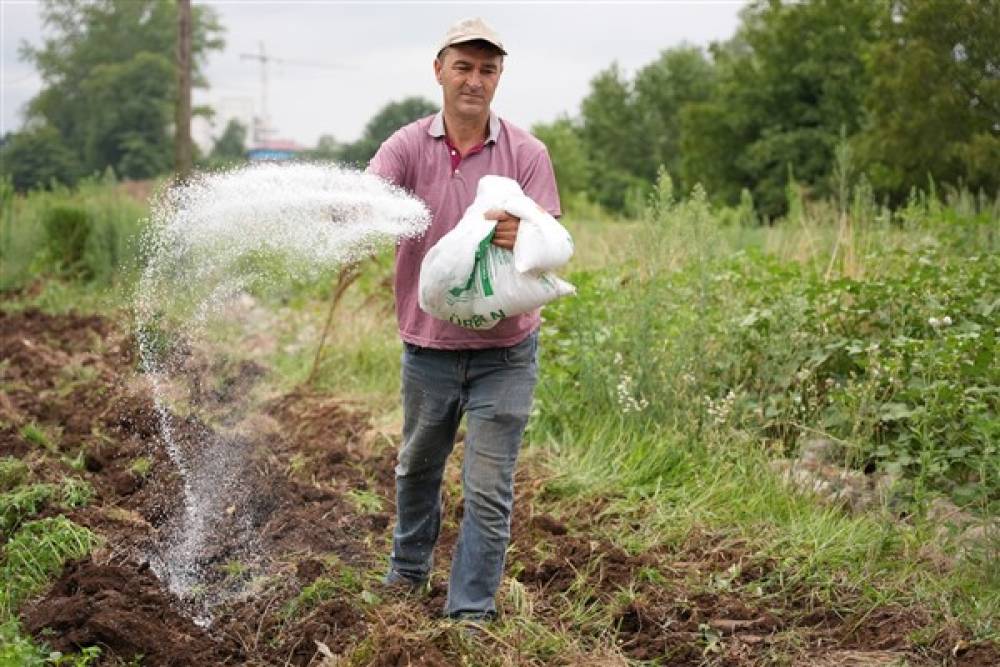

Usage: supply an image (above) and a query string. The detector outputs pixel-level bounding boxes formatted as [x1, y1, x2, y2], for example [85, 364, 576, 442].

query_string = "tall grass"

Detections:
[0, 173, 150, 293]
[531, 172, 999, 637]
[537, 171, 999, 506]
[1, 170, 996, 644]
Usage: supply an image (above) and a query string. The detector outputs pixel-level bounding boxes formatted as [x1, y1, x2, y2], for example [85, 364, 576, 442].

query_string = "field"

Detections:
[1, 174, 998, 666]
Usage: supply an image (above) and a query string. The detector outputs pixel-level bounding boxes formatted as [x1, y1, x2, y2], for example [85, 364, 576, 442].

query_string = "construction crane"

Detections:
[239, 42, 348, 144]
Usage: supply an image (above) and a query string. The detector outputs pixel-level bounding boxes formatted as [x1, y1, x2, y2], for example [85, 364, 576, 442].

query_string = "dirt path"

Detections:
[1, 308, 995, 666]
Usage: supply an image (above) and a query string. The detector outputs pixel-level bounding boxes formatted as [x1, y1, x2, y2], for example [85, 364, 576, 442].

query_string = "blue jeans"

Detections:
[388, 331, 539, 617]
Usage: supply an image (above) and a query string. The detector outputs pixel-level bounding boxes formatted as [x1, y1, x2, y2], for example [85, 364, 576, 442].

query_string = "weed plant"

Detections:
[0, 484, 56, 533]
[59, 477, 94, 509]
[0, 173, 149, 292]
[0, 516, 100, 619]
[280, 566, 365, 622]
[0, 624, 101, 667]
[534, 172, 999, 637]
[19, 423, 57, 452]
[538, 171, 999, 510]
[0, 457, 29, 491]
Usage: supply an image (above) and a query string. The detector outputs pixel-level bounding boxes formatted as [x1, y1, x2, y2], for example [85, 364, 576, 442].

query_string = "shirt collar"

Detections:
[428, 111, 500, 144]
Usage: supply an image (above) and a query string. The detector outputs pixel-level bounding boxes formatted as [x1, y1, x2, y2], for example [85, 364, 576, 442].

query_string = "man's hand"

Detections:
[485, 209, 520, 250]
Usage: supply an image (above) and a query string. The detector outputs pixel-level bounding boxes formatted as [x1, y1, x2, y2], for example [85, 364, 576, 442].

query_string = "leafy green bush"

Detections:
[537, 178, 999, 510]
[0, 619, 50, 666]
[719, 245, 999, 507]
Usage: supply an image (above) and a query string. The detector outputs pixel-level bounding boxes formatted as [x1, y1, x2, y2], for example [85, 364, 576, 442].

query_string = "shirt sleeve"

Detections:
[366, 129, 408, 189]
[519, 146, 562, 218]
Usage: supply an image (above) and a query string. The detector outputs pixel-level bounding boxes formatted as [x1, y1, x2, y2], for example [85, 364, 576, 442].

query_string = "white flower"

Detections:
[616, 371, 648, 413]
[942, 316, 953, 326]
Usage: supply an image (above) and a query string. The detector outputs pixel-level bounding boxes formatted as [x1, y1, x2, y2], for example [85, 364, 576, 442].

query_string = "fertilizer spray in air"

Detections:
[135, 163, 428, 614]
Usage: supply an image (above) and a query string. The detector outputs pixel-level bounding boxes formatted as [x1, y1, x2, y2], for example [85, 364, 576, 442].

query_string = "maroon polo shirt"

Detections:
[368, 111, 561, 349]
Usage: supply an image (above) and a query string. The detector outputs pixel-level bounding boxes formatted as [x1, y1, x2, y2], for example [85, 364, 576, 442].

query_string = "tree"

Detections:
[341, 96, 439, 166]
[681, 0, 884, 216]
[532, 117, 592, 205]
[17, 0, 224, 186]
[858, 0, 1000, 199]
[309, 134, 343, 161]
[210, 119, 248, 163]
[578, 64, 651, 211]
[80, 51, 175, 179]
[633, 45, 716, 193]
[0, 126, 80, 192]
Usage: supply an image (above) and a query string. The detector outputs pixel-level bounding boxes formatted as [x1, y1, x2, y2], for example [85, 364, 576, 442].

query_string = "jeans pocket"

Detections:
[503, 332, 538, 366]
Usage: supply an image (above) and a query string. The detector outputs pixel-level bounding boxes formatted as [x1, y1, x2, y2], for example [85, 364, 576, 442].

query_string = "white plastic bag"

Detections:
[418, 176, 574, 330]
[505, 193, 574, 273]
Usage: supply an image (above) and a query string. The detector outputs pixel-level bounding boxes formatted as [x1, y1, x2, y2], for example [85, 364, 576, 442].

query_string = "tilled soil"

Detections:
[1, 308, 996, 666]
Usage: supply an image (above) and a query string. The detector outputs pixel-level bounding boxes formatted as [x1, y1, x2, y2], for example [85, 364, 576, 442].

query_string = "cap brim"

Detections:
[443, 36, 507, 56]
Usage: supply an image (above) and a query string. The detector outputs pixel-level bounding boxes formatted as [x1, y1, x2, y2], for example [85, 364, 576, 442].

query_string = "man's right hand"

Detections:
[485, 208, 521, 250]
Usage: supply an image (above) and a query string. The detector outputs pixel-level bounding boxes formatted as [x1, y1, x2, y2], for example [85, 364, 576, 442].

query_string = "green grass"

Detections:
[0, 478, 94, 533]
[0, 173, 150, 292]
[218, 560, 250, 580]
[2, 172, 997, 659]
[0, 484, 57, 533]
[539, 420, 999, 640]
[345, 488, 385, 515]
[19, 423, 57, 453]
[59, 477, 94, 509]
[129, 457, 152, 478]
[280, 566, 366, 622]
[0, 457, 29, 491]
[0, 517, 100, 620]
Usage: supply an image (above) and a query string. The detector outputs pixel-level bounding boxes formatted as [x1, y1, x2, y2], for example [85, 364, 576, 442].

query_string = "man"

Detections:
[366, 18, 561, 621]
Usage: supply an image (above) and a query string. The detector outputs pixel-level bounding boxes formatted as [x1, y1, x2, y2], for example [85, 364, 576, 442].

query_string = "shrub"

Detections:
[537, 176, 1000, 510]
[43, 206, 93, 276]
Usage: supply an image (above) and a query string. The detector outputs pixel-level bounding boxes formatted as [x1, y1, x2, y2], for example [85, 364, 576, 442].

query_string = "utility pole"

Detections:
[242, 42, 273, 144]
[175, 0, 193, 177]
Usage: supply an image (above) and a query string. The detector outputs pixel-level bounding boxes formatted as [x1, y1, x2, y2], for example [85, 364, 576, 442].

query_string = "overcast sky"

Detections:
[2, 1, 746, 148]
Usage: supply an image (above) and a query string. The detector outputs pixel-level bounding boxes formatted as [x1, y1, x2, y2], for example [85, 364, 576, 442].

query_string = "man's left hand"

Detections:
[485, 209, 520, 250]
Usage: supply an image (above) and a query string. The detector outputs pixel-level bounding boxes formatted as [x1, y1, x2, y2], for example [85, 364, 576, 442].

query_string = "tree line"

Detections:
[3, 0, 223, 191]
[3, 0, 997, 219]
[0, 0, 437, 191]
[535, 0, 999, 217]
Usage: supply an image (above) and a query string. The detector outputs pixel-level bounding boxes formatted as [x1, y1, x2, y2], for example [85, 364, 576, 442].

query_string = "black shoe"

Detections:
[448, 611, 496, 640]
[378, 571, 430, 597]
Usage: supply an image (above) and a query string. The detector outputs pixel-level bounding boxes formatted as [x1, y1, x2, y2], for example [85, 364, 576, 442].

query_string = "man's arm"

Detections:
[366, 129, 409, 189]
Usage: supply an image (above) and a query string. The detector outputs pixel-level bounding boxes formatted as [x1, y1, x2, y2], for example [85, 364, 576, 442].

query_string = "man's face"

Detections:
[434, 44, 503, 120]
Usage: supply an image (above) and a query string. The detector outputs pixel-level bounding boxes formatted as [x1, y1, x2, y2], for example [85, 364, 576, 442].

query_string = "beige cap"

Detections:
[438, 17, 507, 56]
